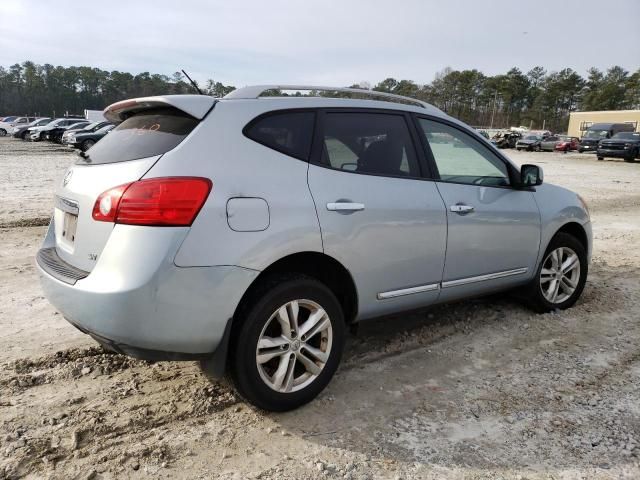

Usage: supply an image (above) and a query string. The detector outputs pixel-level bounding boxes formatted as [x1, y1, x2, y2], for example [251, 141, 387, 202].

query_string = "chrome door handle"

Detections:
[327, 202, 365, 212]
[450, 204, 475, 214]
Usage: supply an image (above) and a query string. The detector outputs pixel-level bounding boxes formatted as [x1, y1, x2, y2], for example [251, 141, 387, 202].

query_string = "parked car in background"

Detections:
[554, 136, 580, 152]
[579, 123, 635, 152]
[596, 132, 640, 162]
[30, 118, 85, 141]
[0, 116, 36, 136]
[61, 121, 111, 145]
[475, 129, 490, 139]
[491, 131, 521, 149]
[516, 134, 544, 151]
[66, 123, 115, 151]
[539, 135, 579, 152]
[12, 118, 52, 139]
[46, 121, 90, 143]
[37, 86, 591, 411]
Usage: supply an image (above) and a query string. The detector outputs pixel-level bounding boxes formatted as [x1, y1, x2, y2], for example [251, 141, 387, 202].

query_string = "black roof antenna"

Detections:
[181, 69, 203, 95]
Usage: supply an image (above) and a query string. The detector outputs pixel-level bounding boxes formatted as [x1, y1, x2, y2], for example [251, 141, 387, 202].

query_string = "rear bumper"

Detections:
[36, 221, 259, 356]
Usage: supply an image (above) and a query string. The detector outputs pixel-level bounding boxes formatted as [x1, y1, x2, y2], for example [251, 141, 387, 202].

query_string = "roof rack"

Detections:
[223, 85, 429, 109]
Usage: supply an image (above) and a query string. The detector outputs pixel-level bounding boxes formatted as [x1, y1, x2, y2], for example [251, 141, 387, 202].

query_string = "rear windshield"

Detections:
[78, 107, 198, 165]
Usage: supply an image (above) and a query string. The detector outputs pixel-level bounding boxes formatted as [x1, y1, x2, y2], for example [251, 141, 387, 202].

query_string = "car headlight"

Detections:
[625, 143, 632, 148]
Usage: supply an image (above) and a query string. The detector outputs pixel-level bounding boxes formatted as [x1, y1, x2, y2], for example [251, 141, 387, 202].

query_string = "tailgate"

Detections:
[54, 157, 160, 272]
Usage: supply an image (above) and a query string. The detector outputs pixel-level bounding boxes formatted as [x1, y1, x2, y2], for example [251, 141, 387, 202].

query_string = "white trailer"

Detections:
[84, 109, 107, 122]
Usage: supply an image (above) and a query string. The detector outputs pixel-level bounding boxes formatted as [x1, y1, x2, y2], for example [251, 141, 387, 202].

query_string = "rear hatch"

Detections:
[53, 95, 215, 272]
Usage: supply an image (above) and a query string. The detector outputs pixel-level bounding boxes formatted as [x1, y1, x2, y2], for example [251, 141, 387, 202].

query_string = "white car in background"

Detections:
[29, 118, 86, 141]
[0, 116, 36, 136]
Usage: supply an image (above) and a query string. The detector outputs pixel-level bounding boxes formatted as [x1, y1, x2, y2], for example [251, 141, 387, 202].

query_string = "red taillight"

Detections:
[92, 177, 212, 226]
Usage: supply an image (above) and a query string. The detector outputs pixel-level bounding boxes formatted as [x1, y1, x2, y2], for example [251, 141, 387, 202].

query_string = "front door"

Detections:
[415, 117, 541, 301]
[308, 110, 447, 319]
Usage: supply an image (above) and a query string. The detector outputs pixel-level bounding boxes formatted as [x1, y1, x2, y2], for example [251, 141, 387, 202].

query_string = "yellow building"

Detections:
[568, 110, 640, 138]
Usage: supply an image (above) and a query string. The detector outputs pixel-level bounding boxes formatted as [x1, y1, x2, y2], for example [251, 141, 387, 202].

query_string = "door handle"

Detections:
[450, 204, 475, 214]
[327, 202, 365, 212]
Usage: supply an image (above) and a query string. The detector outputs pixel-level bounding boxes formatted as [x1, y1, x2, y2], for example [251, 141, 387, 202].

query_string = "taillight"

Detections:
[92, 177, 212, 226]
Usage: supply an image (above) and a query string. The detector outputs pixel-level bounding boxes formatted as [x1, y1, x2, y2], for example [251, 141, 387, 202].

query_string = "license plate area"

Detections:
[62, 212, 78, 244]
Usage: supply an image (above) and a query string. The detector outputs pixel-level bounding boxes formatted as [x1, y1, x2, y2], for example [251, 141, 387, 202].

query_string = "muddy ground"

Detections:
[0, 136, 639, 479]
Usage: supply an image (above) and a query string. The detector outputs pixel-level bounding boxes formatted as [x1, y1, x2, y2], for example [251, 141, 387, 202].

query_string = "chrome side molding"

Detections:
[377, 283, 440, 300]
[377, 268, 528, 300]
[441, 268, 528, 288]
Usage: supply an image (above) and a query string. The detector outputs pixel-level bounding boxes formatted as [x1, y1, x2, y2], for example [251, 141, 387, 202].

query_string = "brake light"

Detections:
[92, 177, 212, 226]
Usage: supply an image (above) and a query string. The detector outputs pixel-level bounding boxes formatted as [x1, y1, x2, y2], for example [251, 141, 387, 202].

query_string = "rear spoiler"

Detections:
[104, 95, 216, 123]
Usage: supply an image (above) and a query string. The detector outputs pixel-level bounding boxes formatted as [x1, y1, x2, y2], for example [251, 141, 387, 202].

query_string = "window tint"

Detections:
[320, 112, 419, 177]
[78, 107, 198, 165]
[245, 111, 315, 160]
[418, 118, 510, 187]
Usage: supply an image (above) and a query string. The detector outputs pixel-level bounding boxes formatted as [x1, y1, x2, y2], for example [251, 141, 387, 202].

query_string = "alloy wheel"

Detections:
[539, 247, 581, 304]
[256, 299, 332, 393]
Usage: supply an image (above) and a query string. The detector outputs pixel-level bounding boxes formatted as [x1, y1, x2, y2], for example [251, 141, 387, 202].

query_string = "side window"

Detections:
[320, 112, 419, 177]
[418, 118, 510, 187]
[245, 111, 315, 160]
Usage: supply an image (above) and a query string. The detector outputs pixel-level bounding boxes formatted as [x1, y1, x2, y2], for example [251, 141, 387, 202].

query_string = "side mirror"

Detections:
[520, 164, 543, 187]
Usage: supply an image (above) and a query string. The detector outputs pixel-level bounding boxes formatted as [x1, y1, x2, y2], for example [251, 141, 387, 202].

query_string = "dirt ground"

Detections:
[1, 136, 639, 480]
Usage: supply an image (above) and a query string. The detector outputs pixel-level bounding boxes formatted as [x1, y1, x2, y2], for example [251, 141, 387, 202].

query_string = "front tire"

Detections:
[523, 233, 587, 313]
[227, 274, 345, 411]
[80, 139, 95, 151]
[624, 149, 638, 163]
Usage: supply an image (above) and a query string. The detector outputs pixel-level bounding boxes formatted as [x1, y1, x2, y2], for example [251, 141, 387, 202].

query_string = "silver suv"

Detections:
[37, 86, 591, 411]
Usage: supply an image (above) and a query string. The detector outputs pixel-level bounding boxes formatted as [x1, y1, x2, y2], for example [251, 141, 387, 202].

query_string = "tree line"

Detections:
[1, 61, 638, 132]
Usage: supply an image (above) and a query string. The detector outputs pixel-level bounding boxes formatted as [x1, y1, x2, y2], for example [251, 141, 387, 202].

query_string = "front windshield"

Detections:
[2, 116, 17, 123]
[96, 125, 115, 133]
[584, 130, 608, 139]
[612, 132, 639, 140]
[34, 118, 51, 126]
[81, 121, 101, 131]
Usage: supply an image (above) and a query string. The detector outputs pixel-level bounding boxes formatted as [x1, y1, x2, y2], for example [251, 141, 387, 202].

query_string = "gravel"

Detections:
[0, 136, 639, 479]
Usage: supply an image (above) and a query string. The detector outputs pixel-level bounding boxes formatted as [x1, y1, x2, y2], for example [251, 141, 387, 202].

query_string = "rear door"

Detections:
[308, 110, 447, 319]
[53, 102, 211, 271]
[414, 116, 541, 301]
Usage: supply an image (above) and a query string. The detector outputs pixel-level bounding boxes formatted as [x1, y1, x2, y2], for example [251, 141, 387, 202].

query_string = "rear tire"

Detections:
[0, 128, 6, 137]
[597, 156, 604, 161]
[227, 274, 345, 411]
[522, 232, 588, 313]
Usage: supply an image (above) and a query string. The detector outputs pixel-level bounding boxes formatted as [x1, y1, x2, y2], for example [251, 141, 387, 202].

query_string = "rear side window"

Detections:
[244, 111, 315, 160]
[320, 112, 419, 177]
[80, 107, 198, 165]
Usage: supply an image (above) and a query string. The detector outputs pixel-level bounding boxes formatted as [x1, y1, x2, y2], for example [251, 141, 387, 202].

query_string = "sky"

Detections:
[1, 0, 639, 87]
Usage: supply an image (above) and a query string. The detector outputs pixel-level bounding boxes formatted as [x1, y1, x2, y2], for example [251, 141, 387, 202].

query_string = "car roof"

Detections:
[104, 85, 449, 123]
[223, 84, 443, 115]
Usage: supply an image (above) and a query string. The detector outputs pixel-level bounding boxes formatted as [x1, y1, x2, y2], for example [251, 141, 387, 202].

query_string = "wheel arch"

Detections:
[200, 251, 358, 379]
[235, 251, 359, 325]
[553, 221, 588, 252]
